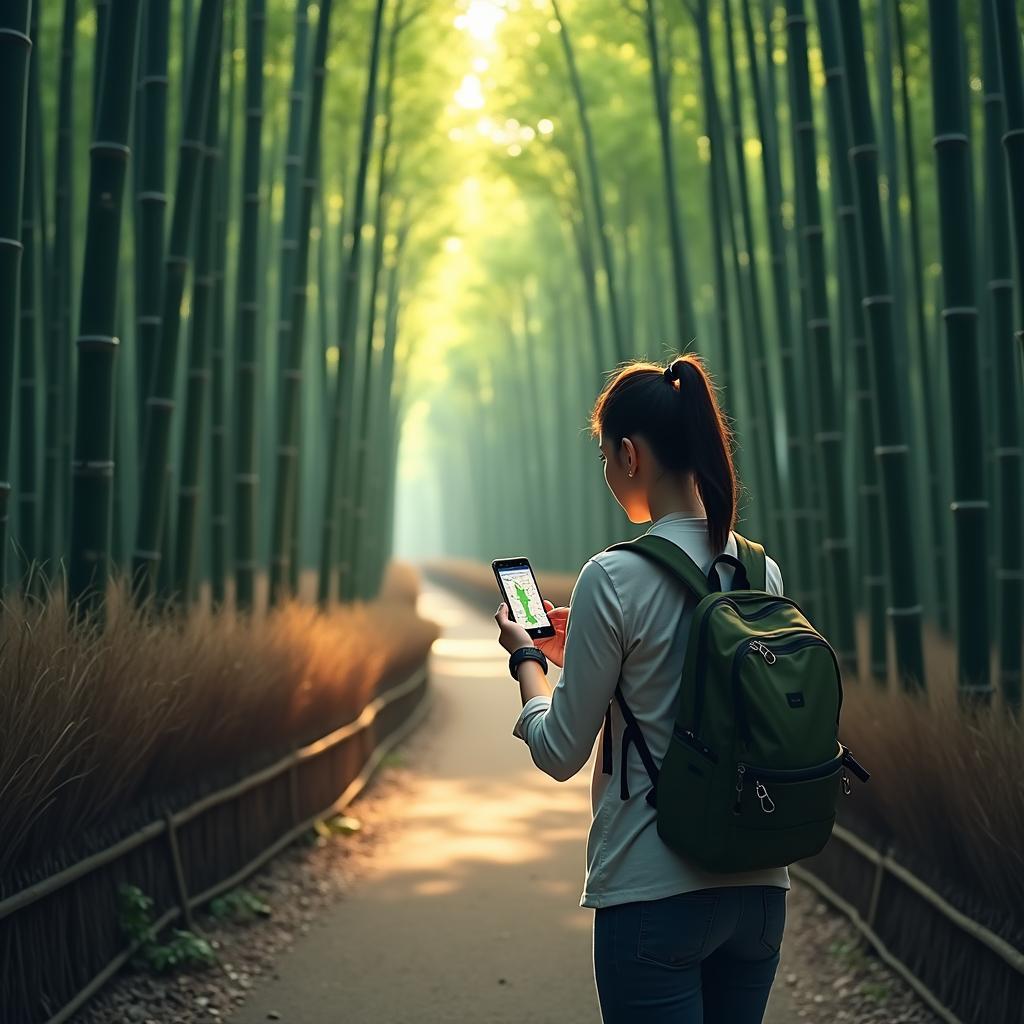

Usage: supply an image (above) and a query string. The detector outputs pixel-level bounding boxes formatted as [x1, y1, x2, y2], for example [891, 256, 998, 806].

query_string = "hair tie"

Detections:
[664, 361, 681, 384]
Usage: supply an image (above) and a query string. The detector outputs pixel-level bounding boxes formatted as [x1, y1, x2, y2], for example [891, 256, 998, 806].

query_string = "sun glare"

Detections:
[454, 0, 506, 43]
[454, 73, 485, 110]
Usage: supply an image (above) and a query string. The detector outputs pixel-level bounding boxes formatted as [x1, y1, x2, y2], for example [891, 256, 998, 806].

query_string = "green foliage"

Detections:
[117, 884, 217, 974]
[314, 813, 362, 837]
[208, 886, 272, 921]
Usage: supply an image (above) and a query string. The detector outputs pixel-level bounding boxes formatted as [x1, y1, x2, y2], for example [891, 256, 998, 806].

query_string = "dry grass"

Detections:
[423, 556, 1024, 926]
[839, 668, 1024, 917]
[0, 561, 439, 881]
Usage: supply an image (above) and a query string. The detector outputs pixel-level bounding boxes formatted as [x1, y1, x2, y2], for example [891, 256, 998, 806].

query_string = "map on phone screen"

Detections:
[498, 566, 552, 628]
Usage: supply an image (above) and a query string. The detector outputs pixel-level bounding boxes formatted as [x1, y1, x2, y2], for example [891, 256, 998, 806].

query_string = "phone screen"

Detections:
[496, 563, 552, 630]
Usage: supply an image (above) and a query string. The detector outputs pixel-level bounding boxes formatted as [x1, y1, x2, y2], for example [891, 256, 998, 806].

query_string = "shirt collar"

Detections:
[645, 510, 708, 532]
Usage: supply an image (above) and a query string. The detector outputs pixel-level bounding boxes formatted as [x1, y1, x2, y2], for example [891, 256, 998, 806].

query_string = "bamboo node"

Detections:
[75, 334, 119, 350]
[71, 460, 115, 477]
[89, 142, 131, 159]
[886, 605, 922, 616]
[949, 500, 988, 511]
[931, 132, 968, 147]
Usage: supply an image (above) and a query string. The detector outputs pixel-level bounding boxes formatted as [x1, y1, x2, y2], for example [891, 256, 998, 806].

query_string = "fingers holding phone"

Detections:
[535, 599, 568, 667]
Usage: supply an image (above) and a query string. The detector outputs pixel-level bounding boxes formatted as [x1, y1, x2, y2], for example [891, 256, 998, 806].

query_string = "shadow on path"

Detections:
[230, 583, 796, 1023]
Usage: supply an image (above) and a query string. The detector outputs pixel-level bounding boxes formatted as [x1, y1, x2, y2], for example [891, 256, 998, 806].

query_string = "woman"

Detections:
[495, 355, 789, 1023]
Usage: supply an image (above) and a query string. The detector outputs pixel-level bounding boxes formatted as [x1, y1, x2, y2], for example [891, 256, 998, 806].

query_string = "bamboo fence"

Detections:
[0, 663, 430, 1024]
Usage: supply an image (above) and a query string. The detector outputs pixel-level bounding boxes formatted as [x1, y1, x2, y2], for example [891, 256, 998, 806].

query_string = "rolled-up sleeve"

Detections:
[511, 558, 625, 782]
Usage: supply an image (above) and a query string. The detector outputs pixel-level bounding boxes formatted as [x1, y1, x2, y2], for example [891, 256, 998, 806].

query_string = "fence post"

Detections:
[866, 843, 891, 929]
[164, 812, 195, 930]
[289, 761, 300, 825]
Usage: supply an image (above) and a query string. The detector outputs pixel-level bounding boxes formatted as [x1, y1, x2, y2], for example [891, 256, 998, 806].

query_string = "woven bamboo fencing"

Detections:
[0, 663, 430, 1024]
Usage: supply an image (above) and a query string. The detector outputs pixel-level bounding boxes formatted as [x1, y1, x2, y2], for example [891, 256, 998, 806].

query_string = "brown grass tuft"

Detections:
[0, 564, 439, 880]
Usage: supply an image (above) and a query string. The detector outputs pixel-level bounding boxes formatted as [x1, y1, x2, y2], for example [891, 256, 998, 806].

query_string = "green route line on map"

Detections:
[514, 581, 538, 624]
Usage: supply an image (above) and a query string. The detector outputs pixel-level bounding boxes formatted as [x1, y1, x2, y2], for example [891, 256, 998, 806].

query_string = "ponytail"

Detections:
[590, 354, 738, 553]
[668, 357, 737, 553]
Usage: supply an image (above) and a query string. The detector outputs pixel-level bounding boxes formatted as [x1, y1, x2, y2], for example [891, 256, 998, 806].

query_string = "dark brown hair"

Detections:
[589, 354, 738, 553]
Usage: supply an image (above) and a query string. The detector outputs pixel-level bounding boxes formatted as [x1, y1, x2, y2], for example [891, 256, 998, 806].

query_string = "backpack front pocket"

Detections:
[733, 744, 845, 827]
[711, 745, 846, 870]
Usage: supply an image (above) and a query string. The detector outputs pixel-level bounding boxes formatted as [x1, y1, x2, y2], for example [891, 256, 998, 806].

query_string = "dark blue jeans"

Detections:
[593, 885, 787, 1023]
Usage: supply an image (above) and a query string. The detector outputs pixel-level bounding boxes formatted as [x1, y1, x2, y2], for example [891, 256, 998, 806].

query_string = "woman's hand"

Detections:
[535, 601, 568, 667]
[495, 600, 569, 667]
[495, 602, 535, 656]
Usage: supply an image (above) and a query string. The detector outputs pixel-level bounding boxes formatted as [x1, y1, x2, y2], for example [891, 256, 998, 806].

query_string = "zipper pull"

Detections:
[841, 747, 871, 783]
[733, 764, 745, 814]
[749, 640, 777, 664]
[841, 770, 851, 796]
[755, 780, 775, 814]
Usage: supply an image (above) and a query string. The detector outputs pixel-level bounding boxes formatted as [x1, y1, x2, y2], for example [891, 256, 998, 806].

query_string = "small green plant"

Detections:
[209, 886, 271, 921]
[860, 980, 891, 1002]
[117, 884, 217, 973]
[314, 813, 362, 838]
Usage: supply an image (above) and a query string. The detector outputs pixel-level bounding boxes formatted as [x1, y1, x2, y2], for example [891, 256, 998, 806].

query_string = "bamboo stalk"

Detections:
[232, 0, 266, 611]
[210, 0, 237, 607]
[268, 0, 336, 605]
[989, 0, 1024, 383]
[813, 0, 886, 679]
[643, 0, 696, 347]
[835, 0, 925, 690]
[783, 0, 857, 673]
[0, 1, 32, 589]
[66, 0, 144, 609]
[135, 0, 170, 448]
[16, 1, 41, 579]
[173, 14, 225, 603]
[550, 0, 627, 363]
[981, 0, 1022, 710]
[132, 0, 225, 599]
[924, 0, 991, 703]
[319, 0, 388, 606]
[345, 0, 409, 600]
[894, 0, 949, 635]
[42, 0, 77, 575]
[266, 0, 310, 601]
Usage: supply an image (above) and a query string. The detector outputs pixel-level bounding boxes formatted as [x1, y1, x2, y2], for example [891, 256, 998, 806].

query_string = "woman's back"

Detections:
[513, 510, 789, 908]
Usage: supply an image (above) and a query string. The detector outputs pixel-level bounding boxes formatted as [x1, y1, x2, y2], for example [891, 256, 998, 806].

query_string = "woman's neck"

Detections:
[647, 476, 705, 523]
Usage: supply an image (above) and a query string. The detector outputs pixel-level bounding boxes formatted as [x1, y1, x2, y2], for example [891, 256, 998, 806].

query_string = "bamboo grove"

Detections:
[404, 0, 1024, 708]
[1, 1, 1023, 709]
[1, 0, 451, 618]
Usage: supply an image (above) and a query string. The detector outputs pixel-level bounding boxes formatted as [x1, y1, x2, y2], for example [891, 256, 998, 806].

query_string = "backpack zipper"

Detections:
[672, 723, 719, 763]
[734, 744, 847, 814]
[730, 632, 841, 745]
[692, 596, 799, 730]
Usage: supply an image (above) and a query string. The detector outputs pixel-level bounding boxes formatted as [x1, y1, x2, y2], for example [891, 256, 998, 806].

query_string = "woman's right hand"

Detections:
[535, 600, 569, 667]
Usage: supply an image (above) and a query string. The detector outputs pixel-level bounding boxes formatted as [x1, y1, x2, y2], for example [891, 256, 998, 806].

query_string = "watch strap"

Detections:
[509, 646, 548, 680]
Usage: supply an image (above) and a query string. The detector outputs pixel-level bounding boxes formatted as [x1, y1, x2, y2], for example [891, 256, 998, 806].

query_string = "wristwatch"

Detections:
[509, 645, 548, 680]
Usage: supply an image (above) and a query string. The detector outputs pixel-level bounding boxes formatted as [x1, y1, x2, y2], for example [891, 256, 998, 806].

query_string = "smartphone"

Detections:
[491, 557, 556, 639]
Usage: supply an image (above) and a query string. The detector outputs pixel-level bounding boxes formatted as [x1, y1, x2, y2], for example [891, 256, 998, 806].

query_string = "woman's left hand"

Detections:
[494, 602, 535, 656]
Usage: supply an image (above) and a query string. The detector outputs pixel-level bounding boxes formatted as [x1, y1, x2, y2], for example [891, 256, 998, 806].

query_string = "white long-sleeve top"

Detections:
[512, 511, 792, 908]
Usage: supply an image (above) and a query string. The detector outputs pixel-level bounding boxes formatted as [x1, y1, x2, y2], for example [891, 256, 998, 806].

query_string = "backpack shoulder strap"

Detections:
[603, 534, 711, 602]
[732, 532, 768, 591]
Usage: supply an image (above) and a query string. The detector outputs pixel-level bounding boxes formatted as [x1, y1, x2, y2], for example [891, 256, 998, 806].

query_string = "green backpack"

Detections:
[600, 531, 871, 873]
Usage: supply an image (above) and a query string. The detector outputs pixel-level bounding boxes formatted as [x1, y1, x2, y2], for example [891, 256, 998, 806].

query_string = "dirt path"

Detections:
[229, 582, 798, 1024]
